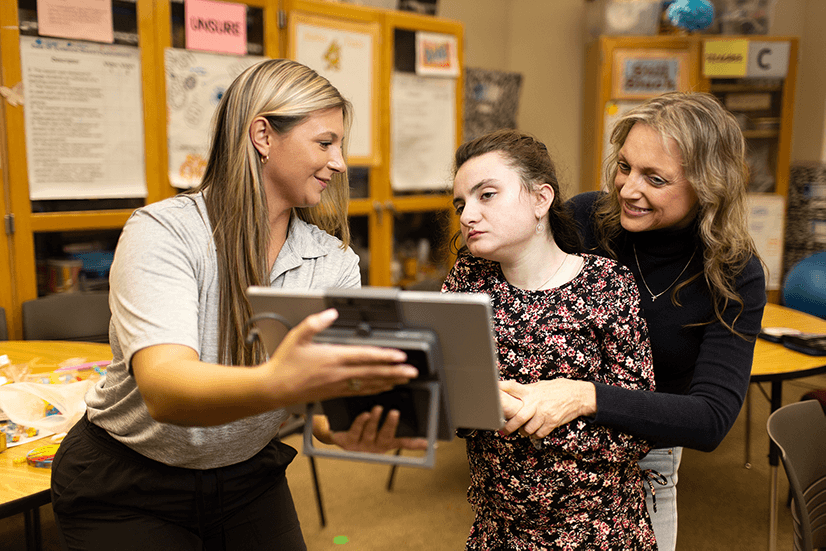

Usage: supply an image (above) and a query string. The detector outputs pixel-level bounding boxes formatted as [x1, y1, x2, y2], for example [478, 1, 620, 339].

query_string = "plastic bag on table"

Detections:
[0, 380, 93, 434]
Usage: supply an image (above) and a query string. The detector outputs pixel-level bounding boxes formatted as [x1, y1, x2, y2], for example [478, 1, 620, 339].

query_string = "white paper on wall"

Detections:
[390, 72, 455, 193]
[20, 35, 146, 199]
[165, 48, 267, 189]
[293, 22, 375, 161]
[748, 192, 785, 290]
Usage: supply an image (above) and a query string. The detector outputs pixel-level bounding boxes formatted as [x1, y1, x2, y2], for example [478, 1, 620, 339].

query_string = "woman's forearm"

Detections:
[133, 346, 283, 426]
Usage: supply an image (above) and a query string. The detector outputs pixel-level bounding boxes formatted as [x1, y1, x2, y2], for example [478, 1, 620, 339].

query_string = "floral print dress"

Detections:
[444, 252, 657, 550]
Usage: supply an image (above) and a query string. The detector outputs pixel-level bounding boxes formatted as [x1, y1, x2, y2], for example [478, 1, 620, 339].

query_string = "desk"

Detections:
[0, 341, 111, 551]
[750, 304, 826, 551]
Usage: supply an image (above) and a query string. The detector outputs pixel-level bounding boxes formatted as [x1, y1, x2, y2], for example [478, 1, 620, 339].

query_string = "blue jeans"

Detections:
[638, 447, 683, 551]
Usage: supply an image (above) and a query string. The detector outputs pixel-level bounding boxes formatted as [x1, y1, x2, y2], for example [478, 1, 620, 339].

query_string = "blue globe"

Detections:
[667, 0, 715, 32]
[783, 252, 826, 319]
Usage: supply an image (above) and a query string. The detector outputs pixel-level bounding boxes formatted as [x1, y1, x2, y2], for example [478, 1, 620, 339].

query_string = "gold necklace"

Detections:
[533, 253, 569, 290]
[632, 244, 697, 302]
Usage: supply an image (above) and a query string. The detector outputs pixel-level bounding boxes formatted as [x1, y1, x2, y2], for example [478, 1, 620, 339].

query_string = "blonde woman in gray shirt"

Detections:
[51, 59, 424, 551]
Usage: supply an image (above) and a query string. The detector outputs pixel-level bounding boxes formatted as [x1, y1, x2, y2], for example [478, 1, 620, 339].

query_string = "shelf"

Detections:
[742, 129, 780, 139]
[30, 210, 135, 232]
[709, 83, 783, 93]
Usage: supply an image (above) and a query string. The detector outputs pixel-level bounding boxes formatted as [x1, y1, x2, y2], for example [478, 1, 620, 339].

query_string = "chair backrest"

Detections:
[767, 400, 826, 551]
[22, 291, 111, 343]
[783, 252, 826, 320]
[0, 306, 7, 341]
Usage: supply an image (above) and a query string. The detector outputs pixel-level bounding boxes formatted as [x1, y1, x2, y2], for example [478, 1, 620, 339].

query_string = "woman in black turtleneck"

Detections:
[500, 92, 766, 550]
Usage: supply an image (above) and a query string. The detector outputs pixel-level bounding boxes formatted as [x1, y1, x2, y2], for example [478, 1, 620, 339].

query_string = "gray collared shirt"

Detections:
[86, 192, 360, 469]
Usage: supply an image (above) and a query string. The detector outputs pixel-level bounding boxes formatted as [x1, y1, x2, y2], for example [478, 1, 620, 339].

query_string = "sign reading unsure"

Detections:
[185, 0, 247, 55]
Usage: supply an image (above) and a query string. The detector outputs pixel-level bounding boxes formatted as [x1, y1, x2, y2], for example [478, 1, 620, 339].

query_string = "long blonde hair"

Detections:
[593, 91, 761, 336]
[189, 59, 353, 365]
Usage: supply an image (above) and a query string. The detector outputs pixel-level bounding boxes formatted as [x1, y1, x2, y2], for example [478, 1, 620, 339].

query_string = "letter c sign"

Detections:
[746, 41, 790, 78]
[757, 48, 771, 70]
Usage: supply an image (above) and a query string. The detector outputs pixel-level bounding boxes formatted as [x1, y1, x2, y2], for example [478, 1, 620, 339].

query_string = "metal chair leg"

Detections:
[744, 383, 752, 469]
[386, 449, 402, 491]
[308, 456, 326, 527]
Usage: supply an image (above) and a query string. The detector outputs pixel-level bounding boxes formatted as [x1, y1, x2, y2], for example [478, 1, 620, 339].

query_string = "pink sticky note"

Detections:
[36, 0, 114, 44]
[185, 0, 247, 56]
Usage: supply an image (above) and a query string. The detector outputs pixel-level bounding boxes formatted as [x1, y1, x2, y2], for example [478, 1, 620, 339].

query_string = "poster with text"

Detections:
[165, 48, 266, 188]
[20, 36, 146, 199]
[391, 72, 455, 192]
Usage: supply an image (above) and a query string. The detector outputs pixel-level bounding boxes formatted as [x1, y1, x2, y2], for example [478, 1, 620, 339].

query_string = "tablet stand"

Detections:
[300, 288, 454, 468]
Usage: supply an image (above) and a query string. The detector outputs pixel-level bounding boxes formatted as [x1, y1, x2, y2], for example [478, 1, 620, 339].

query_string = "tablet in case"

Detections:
[246, 286, 504, 468]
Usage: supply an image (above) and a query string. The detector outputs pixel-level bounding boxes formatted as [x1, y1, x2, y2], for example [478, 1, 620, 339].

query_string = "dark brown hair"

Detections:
[450, 129, 581, 254]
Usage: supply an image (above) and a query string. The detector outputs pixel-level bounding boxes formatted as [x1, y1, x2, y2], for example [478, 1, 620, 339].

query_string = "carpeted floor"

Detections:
[3, 372, 822, 550]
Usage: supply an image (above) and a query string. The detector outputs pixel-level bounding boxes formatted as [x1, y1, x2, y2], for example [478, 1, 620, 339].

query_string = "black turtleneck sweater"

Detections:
[568, 191, 766, 451]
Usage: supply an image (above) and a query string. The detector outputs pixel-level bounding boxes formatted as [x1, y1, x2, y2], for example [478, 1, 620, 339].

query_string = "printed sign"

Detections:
[20, 36, 146, 199]
[746, 41, 790, 79]
[185, 0, 247, 55]
[703, 39, 749, 78]
[416, 32, 460, 77]
[612, 50, 690, 99]
[36, 0, 114, 43]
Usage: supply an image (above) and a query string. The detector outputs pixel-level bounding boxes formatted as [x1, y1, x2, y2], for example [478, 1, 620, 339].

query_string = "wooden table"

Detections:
[749, 304, 826, 551]
[0, 341, 112, 551]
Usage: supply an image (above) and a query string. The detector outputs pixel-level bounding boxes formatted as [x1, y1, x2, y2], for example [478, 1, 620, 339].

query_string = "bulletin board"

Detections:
[288, 12, 380, 166]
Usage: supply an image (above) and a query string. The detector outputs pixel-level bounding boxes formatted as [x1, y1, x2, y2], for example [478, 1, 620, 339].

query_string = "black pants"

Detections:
[51, 415, 306, 551]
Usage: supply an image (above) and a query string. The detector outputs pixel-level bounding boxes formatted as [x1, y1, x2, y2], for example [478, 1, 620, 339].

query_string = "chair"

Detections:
[766, 400, 826, 551]
[0, 306, 7, 340]
[22, 291, 111, 343]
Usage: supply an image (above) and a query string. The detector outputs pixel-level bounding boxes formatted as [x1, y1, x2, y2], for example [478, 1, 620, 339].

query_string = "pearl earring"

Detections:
[261, 154, 269, 165]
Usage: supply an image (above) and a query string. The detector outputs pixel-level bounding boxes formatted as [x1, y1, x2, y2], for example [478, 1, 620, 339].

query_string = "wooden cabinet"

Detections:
[281, 1, 462, 287]
[0, 0, 461, 337]
[581, 35, 798, 302]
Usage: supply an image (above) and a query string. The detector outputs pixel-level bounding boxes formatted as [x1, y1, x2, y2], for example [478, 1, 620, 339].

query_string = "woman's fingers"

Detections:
[286, 308, 339, 345]
[499, 388, 523, 419]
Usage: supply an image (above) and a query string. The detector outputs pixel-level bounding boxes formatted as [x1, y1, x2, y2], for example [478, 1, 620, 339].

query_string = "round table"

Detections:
[0, 340, 112, 550]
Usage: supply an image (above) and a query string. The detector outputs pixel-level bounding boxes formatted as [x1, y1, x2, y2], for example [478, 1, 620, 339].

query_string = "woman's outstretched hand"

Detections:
[498, 379, 597, 439]
[264, 308, 420, 407]
[313, 409, 429, 453]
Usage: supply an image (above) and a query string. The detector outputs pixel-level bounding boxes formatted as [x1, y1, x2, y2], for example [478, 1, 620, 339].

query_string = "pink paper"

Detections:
[36, 0, 114, 44]
[185, 0, 247, 56]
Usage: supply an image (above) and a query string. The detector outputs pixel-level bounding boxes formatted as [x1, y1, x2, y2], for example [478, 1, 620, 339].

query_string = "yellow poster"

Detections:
[703, 39, 749, 77]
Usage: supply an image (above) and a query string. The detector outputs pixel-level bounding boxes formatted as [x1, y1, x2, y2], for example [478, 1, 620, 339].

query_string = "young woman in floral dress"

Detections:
[448, 129, 657, 550]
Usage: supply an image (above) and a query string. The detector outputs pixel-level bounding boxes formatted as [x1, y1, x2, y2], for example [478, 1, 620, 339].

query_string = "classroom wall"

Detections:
[440, 0, 826, 194]
[440, 0, 586, 197]
[772, 0, 826, 163]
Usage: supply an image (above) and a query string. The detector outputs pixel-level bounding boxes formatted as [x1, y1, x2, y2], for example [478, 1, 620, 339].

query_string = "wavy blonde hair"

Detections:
[593, 91, 761, 336]
[189, 59, 353, 365]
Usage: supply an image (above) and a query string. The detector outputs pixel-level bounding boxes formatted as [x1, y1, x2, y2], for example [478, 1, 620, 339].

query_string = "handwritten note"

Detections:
[185, 0, 247, 55]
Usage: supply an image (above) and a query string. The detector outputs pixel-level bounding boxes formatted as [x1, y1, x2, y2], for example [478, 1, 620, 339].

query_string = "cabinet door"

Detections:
[280, 1, 462, 288]
[381, 9, 462, 288]
[1, 0, 161, 337]
[0, 155, 15, 338]
[0, 0, 281, 337]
